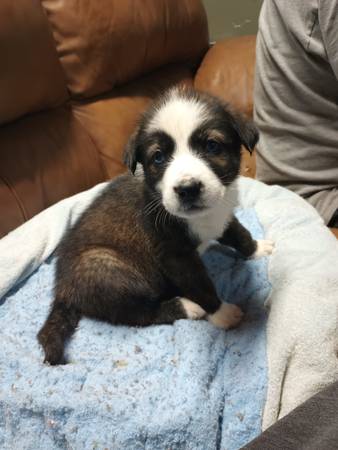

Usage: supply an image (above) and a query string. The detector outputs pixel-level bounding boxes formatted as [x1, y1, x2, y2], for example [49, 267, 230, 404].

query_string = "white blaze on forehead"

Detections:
[147, 95, 207, 148]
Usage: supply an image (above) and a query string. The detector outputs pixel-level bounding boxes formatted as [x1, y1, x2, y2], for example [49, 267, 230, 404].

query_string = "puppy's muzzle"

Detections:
[174, 179, 203, 207]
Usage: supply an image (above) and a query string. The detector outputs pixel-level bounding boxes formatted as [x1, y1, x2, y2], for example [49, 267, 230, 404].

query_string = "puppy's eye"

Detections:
[206, 139, 222, 155]
[153, 150, 165, 165]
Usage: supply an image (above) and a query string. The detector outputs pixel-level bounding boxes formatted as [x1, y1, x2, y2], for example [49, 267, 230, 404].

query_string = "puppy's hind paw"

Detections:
[207, 303, 243, 329]
[253, 239, 274, 259]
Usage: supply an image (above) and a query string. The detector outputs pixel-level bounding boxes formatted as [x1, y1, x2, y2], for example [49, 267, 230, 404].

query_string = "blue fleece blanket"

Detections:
[0, 209, 270, 450]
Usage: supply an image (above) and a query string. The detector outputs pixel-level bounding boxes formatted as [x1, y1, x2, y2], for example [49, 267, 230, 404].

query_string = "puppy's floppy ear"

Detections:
[231, 113, 259, 154]
[123, 131, 140, 175]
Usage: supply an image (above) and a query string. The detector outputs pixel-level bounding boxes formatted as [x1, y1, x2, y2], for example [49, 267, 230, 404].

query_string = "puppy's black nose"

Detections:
[174, 181, 202, 203]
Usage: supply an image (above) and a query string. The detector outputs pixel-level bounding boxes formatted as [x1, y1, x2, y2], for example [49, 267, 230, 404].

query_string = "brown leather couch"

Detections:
[0, 0, 257, 238]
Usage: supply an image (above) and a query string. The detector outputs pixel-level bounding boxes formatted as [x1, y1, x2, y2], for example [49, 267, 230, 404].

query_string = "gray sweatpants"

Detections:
[243, 381, 338, 449]
[254, 0, 338, 224]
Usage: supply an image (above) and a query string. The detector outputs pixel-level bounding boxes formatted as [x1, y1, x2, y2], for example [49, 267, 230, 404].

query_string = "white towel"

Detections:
[238, 177, 338, 428]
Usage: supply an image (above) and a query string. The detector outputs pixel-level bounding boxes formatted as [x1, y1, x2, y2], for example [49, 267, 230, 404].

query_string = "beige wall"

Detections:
[202, 0, 263, 41]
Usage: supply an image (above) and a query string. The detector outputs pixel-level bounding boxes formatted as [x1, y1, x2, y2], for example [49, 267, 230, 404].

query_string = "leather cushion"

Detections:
[0, 107, 106, 237]
[0, 0, 68, 125]
[42, 0, 208, 98]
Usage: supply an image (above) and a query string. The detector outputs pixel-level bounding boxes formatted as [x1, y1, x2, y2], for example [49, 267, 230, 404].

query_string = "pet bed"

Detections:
[1, 176, 338, 449]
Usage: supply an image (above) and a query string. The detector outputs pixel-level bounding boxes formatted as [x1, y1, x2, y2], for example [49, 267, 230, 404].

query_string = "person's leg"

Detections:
[328, 210, 338, 228]
[254, 1, 338, 224]
[242, 381, 338, 449]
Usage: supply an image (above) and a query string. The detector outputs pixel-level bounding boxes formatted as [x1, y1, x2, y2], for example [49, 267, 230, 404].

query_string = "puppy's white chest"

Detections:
[189, 217, 226, 245]
[187, 203, 233, 254]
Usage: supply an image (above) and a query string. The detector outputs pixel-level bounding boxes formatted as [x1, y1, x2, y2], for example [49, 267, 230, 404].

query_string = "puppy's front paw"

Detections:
[253, 239, 274, 259]
[207, 303, 243, 329]
[180, 298, 206, 320]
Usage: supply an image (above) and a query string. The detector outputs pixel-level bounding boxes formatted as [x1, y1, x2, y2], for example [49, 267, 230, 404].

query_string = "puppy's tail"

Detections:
[37, 300, 81, 365]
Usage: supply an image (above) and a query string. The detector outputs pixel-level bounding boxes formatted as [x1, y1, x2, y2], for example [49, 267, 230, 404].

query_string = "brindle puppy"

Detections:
[38, 88, 274, 365]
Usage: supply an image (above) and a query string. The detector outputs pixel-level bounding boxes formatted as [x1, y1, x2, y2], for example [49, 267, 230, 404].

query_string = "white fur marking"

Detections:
[180, 298, 206, 320]
[253, 239, 275, 259]
[208, 303, 243, 329]
[160, 151, 228, 220]
[148, 94, 207, 141]
[188, 182, 238, 248]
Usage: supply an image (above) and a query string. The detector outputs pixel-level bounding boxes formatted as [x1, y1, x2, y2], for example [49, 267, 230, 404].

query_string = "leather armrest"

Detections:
[194, 35, 256, 118]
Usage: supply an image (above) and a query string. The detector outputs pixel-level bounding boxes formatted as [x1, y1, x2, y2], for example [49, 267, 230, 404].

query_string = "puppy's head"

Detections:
[125, 88, 258, 219]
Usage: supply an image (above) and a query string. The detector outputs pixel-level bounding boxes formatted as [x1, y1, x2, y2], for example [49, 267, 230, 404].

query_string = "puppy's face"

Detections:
[125, 89, 258, 219]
